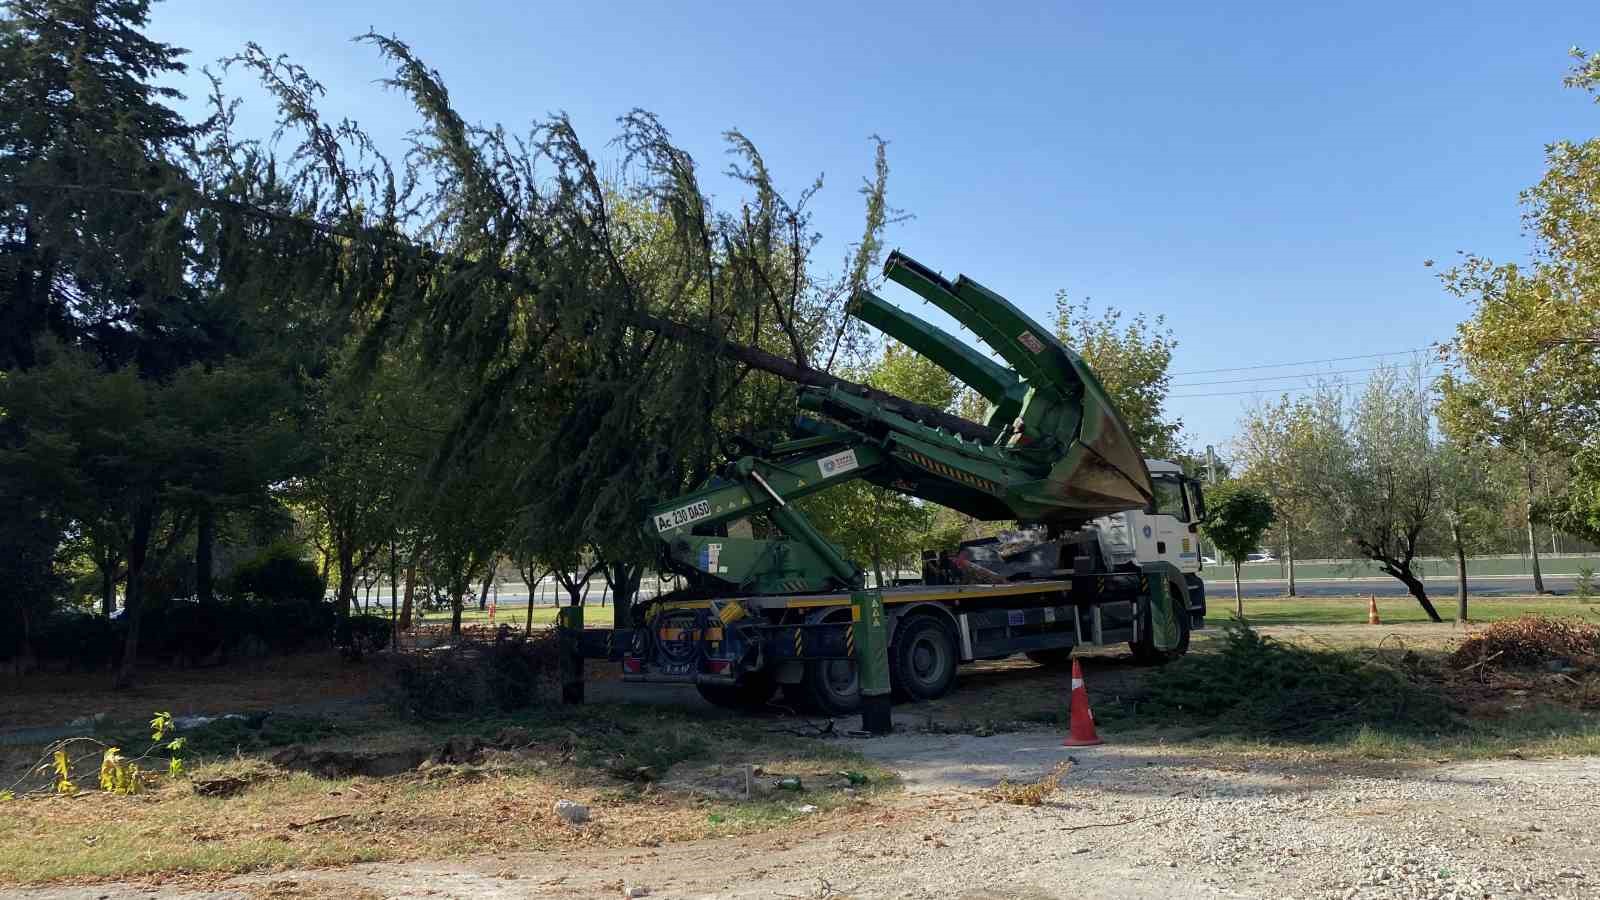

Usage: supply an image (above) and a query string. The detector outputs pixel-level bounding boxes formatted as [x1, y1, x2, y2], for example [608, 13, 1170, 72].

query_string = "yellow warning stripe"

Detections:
[904, 451, 1001, 495]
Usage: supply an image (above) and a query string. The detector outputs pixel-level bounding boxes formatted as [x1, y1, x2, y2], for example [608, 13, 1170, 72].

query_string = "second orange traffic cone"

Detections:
[1367, 594, 1381, 625]
[1062, 658, 1103, 747]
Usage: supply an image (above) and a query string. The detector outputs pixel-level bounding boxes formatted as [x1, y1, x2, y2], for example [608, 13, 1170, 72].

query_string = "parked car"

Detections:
[1201, 556, 1218, 565]
[1245, 552, 1275, 563]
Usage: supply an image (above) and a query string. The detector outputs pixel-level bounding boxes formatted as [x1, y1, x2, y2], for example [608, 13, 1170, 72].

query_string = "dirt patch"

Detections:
[0, 651, 388, 733]
[13, 754, 1597, 899]
[267, 745, 430, 778]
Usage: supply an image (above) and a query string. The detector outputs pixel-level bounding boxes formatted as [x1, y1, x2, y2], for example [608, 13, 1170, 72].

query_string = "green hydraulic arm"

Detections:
[647, 439, 889, 594]
[641, 250, 1155, 599]
[850, 289, 1028, 428]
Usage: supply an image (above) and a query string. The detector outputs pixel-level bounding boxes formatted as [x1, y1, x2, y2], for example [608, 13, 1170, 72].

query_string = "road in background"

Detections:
[1224, 553, 1599, 582]
[1221, 574, 1581, 599]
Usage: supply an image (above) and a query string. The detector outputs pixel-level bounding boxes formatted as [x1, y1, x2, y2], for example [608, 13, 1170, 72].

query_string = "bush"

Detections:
[29, 612, 120, 670]
[1134, 619, 1457, 740]
[1450, 615, 1600, 672]
[390, 632, 559, 721]
[347, 613, 393, 654]
[223, 545, 324, 605]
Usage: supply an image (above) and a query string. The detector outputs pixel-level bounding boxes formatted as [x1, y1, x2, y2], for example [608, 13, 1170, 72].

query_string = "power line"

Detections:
[1173, 362, 1438, 388]
[1169, 346, 1440, 377]
[1170, 366, 1442, 399]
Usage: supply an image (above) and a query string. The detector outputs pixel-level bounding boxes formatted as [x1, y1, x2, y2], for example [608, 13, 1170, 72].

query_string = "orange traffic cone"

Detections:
[1367, 594, 1381, 625]
[1062, 658, 1103, 747]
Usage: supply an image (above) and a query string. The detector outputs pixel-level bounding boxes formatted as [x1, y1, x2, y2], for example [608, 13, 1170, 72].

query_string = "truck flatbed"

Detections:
[653, 578, 1093, 612]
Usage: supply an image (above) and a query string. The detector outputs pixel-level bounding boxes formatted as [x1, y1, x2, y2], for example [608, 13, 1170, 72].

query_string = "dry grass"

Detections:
[985, 761, 1071, 807]
[0, 711, 898, 884]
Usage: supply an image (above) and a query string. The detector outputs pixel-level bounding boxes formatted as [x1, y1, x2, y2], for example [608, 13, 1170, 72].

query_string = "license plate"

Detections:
[652, 498, 713, 533]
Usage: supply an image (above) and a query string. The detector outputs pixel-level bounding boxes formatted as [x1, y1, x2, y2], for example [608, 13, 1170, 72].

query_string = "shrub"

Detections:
[223, 545, 324, 605]
[1576, 566, 1596, 599]
[1135, 619, 1457, 739]
[29, 612, 120, 670]
[1450, 615, 1600, 672]
[347, 613, 393, 654]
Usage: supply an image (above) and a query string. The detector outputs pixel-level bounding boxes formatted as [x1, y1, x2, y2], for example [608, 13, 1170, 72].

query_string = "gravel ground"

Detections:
[15, 737, 1597, 900]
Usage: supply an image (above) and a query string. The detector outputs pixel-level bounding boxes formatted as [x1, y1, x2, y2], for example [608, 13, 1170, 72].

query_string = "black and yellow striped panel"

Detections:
[902, 451, 1001, 495]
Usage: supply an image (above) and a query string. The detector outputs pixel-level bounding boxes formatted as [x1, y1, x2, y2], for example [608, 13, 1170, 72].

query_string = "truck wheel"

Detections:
[696, 672, 778, 711]
[1025, 647, 1075, 668]
[891, 615, 958, 702]
[1130, 579, 1192, 665]
[784, 658, 860, 717]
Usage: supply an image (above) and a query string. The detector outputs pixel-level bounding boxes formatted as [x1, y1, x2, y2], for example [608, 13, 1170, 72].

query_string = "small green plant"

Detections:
[98, 747, 141, 795]
[1576, 565, 1595, 599]
[150, 711, 187, 777]
[11, 710, 189, 798]
[51, 750, 75, 795]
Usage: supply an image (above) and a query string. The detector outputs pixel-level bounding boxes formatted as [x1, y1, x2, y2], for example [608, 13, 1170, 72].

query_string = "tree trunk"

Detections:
[1526, 508, 1546, 594]
[1523, 444, 1546, 594]
[1451, 520, 1469, 623]
[115, 501, 155, 689]
[336, 543, 356, 647]
[100, 556, 117, 619]
[195, 504, 215, 604]
[607, 562, 641, 629]
[526, 573, 541, 636]
[1285, 526, 1297, 597]
[1233, 562, 1243, 618]
[476, 564, 493, 612]
[388, 539, 399, 642]
[450, 579, 466, 636]
[400, 549, 418, 630]
[1391, 564, 1443, 622]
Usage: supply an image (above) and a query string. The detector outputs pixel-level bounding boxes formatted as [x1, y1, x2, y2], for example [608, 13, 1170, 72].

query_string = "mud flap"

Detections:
[1145, 569, 1180, 651]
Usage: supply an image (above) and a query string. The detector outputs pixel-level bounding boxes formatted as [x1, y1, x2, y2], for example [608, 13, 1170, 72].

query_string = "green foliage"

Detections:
[1199, 482, 1275, 565]
[1234, 396, 1330, 558]
[1577, 565, 1596, 599]
[1137, 620, 1457, 740]
[51, 749, 74, 795]
[870, 341, 960, 414]
[223, 545, 324, 605]
[1054, 294, 1183, 459]
[97, 747, 143, 795]
[797, 340, 961, 579]
[1440, 48, 1600, 548]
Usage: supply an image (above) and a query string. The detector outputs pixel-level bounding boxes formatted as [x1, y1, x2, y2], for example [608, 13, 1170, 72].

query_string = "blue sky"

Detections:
[150, 0, 1596, 456]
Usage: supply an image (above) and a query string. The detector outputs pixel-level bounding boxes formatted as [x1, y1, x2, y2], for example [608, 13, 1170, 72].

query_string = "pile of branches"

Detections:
[1449, 615, 1600, 673]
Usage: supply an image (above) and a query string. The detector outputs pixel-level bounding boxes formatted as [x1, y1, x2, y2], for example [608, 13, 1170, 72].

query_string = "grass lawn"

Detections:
[1229, 555, 1600, 581]
[415, 604, 564, 626]
[0, 702, 898, 883]
[1227, 595, 1599, 626]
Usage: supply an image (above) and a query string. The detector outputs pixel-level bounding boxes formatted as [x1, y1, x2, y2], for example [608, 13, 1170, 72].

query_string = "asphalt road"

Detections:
[1222, 573, 1579, 598]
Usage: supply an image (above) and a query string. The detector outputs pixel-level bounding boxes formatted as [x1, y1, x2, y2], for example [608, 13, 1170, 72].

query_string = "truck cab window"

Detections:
[1151, 475, 1189, 522]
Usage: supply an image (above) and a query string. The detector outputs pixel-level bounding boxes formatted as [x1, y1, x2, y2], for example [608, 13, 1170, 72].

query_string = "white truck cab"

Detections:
[1091, 458, 1207, 623]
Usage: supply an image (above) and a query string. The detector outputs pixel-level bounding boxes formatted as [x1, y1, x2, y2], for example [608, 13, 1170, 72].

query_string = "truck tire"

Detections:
[891, 615, 959, 702]
[1130, 578, 1192, 665]
[1025, 647, 1075, 668]
[696, 672, 778, 711]
[784, 658, 861, 717]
